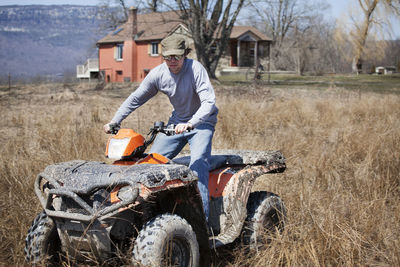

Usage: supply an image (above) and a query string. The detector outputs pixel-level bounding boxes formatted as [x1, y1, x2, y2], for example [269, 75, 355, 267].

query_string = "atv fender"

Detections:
[175, 150, 285, 248]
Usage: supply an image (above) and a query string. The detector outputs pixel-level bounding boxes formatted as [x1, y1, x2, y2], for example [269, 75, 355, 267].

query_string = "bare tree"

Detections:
[243, 0, 329, 71]
[146, 0, 159, 12]
[175, 0, 246, 79]
[381, 39, 400, 70]
[246, 1, 326, 53]
[344, 0, 400, 74]
[97, 0, 162, 31]
[97, 0, 129, 31]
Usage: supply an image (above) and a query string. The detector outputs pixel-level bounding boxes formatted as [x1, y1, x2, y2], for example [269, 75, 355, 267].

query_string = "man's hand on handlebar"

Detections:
[103, 122, 120, 134]
[175, 123, 193, 134]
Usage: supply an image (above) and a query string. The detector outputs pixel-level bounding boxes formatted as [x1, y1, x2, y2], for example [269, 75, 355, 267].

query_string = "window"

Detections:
[151, 42, 159, 56]
[249, 42, 255, 57]
[115, 43, 123, 61]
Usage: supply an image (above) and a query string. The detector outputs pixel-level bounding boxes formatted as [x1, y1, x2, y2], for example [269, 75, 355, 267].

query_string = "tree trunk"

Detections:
[351, 0, 378, 74]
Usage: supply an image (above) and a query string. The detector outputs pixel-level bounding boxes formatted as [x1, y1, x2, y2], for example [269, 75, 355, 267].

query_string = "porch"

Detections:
[77, 58, 99, 80]
[229, 31, 271, 68]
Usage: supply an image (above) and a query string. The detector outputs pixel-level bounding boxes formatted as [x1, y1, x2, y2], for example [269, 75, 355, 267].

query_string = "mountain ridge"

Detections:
[0, 5, 107, 80]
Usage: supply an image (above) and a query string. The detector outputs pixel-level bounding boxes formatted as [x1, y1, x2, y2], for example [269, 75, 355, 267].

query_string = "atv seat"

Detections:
[173, 154, 243, 170]
[173, 150, 285, 171]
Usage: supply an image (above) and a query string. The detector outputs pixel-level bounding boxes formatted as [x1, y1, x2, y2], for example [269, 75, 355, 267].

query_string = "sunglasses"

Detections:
[163, 55, 183, 61]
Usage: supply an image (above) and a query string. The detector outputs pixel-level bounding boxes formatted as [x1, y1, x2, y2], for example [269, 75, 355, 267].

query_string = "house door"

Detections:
[115, 70, 123, 82]
[239, 41, 255, 67]
[230, 40, 238, 66]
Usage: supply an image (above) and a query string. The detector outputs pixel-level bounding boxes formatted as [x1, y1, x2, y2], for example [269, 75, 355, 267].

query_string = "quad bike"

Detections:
[24, 122, 287, 266]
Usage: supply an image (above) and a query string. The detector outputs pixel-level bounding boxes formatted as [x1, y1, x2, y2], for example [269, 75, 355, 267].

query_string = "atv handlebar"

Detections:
[109, 121, 190, 136]
[144, 121, 191, 147]
[106, 121, 191, 158]
[109, 123, 121, 135]
[151, 121, 180, 136]
[108, 121, 190, 148]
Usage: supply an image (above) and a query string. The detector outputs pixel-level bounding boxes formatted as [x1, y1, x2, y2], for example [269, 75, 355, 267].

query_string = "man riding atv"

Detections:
[104, 34, 218, 221]
[24, 35, 286, 267]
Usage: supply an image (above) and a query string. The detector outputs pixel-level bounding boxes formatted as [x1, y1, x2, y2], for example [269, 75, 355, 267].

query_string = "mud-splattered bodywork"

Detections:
[36, 160, 207, 261]
[34, 150, 285, 262]
[174, 150, 286, 247]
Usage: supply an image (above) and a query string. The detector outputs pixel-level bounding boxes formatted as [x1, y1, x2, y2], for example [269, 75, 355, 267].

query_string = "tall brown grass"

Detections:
[0, 81, 399, 266]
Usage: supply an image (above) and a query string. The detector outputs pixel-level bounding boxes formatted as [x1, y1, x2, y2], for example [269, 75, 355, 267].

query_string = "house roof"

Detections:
[136, 11, 183, 41]
[97, 10, 183, 44]
[230, 26, 272, 41]
[97, 11, 272, 44]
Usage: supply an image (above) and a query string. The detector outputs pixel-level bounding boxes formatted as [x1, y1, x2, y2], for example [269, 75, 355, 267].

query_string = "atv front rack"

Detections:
[34, 160, 197, 223]
[35, 174, 139, 222]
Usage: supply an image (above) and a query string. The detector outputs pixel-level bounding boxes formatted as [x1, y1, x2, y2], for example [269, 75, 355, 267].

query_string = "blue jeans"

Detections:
[149, 123, 214, 220]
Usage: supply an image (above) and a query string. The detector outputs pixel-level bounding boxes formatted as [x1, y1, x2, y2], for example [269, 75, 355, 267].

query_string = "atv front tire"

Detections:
[24, 211, 61, 265]
[132, 213, 200, 267]
[242, 191, 286, 250]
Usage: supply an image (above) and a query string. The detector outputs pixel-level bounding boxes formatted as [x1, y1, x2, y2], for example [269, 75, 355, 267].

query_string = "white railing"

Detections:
[77, 58, 99, 79]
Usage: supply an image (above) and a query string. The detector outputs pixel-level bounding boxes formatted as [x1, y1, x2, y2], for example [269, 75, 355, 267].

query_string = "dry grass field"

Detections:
[0, 76, 399, 266]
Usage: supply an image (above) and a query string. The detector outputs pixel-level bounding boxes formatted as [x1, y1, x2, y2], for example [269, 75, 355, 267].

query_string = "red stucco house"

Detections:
[96, 7, 271, 83]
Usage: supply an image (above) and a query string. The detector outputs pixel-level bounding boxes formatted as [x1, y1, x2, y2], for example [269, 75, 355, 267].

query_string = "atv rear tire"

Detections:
[242, 191, 286, 250]
[24, 211, 61, 265]
[132, 213, 200, 267]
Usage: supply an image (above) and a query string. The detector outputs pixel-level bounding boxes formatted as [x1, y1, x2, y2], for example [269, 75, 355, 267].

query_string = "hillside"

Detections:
[0, 5, 106, 80]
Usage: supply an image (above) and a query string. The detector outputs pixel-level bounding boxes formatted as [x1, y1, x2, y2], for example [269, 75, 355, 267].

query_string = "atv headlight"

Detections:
[118, 186, 138, 202]
[107, 137, 130, 160]
[110, 186, 139, 203]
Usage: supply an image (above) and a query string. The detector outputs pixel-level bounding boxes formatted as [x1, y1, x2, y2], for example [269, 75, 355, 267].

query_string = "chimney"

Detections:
[128, 6, 138, 35]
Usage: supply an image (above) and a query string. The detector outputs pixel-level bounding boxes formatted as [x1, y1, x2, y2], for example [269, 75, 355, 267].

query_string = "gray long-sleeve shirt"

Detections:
[111, 58, 218, 128]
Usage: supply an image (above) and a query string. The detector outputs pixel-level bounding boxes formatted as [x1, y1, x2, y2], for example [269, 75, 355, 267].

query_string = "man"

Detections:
[103, 35, 218, 221]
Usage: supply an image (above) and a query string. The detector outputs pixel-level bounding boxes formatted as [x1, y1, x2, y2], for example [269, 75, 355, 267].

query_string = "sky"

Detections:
[1, 0, 399, 38]
[0, 0, 348, 18]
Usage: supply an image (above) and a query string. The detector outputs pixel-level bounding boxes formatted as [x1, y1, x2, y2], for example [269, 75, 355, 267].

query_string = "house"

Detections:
[219, 26, 272, 76]
[95, 7, 271, 83]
